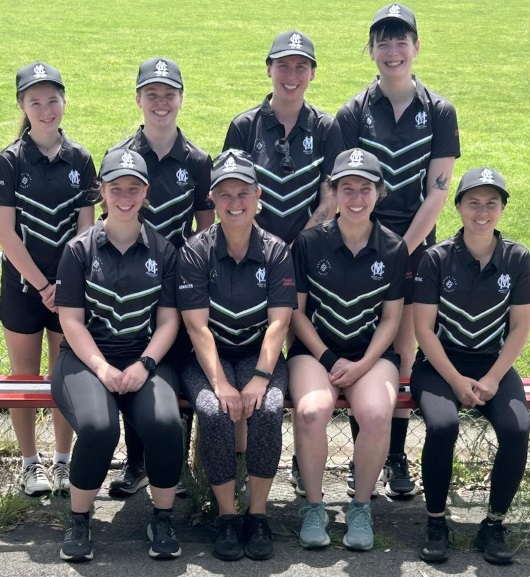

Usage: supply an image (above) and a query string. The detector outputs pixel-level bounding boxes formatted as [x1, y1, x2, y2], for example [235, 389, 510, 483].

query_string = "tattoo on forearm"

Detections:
[434, 173, 449, 191]
[314, 209, 329, 224]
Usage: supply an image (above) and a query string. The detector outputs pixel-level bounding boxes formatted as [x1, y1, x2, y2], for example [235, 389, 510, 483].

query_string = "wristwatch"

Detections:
[138, 356, 157, 372]
[253, 368, 272, 381]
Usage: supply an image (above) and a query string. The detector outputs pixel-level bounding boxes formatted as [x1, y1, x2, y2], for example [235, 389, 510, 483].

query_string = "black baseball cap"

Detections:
[100, 149, 149, 185]
[211, 150, 258, 190]
[16, 62, 65, 94]
[330, 148, 384, 184]
[370, 4, 417, 34]
[454, 167, 510, 205]
[267, 31, 317, 66]
[136, 57, 184, 90]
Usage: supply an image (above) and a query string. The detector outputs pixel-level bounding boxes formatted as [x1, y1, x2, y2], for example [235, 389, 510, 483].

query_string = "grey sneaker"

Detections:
[343, 501, 374, 551]
[49, 461, 70, 496]
[20, 463, 51, 497]
[299, 502, 330, 549]
[346, 461, 378, 498]
[60, 513, 93, 562]
[288, 455, 306, 497]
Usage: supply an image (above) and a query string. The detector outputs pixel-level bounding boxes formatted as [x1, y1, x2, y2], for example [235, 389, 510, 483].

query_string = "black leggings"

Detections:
[182, 352, 287, 486]
[51, 349, 183, 491]
[410, 358, 529, 515]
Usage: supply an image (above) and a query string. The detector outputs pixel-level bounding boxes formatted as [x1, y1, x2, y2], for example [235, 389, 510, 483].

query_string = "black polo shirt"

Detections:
[109, 127, 213, 248]
[0, 130, 96, 287]
[291, 216, 409, 358]
[336, 77, 460, 238]
[55, 219, 177, 361]
[413, 229, 530, 360]
[177, 223, 297, 357]
[224, 95, 344, 244]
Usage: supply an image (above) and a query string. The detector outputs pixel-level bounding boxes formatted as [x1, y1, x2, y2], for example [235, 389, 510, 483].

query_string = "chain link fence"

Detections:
[1, 336, 529, 477]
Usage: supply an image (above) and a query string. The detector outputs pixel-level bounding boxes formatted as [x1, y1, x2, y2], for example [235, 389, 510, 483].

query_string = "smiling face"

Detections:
[136, 82, 183, 129]
[267, 55, 315, 104]
[456, 186, 504, 236]
[19, 82, 65, 137]
[101, 176, 148, 222]
[210, 179, 261, 229]
[335, 175, 379, 225]
[370, 29, 419, 79]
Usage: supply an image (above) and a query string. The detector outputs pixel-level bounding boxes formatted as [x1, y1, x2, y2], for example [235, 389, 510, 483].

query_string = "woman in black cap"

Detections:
[0, 62, 96, 498]
[337, 3, 460, 499]
[51, 149, 183, 563]
[411, 168, 530, 565]
[288, 148, 409, 552]
[178, 149, 297, 561]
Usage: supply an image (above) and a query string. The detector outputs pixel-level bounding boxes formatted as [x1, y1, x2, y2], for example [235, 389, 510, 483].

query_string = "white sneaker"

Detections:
[49, 461, 70, 496]
[21, 463, 52, 497]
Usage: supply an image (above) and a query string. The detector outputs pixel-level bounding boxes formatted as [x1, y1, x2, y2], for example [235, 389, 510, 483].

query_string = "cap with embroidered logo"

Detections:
[136, 57, 184, 90]
[267, 31, 317, 66]
[211, 149, 258, 190]
[100, 148, 149, 185]
[330, 148, 384, 184]
[370, 4, 417, 34]
[454, 167, 509, 205]
[16, 62, 65, 94]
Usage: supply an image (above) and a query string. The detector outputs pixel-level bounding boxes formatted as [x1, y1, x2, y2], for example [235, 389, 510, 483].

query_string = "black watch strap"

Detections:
[253, 368, 272, 381]
[139, 356, 157, 372]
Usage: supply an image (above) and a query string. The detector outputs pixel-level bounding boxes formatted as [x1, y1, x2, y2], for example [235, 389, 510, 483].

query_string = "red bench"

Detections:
[1, 374, 529, 409]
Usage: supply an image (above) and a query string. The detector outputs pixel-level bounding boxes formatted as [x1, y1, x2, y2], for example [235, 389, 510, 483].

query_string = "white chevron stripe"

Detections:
[314, 311, 378, 340]
[260, 175, 320, 202]
[438, 309, 507, 340]
[255, 157, 324, 183]
[437, 322, 506, 349]
[383, 170, 427, 192]
[308, 276, 390, 306]
[86, 280, 161, 303]
[360, 135, 432, 157]
[210, 299, 268, 319]
[378, 153, 432, 176]
[440, 294, 510, 321]
[87, 312, 151, 336]
[21, 224, 76, 247]
[210, 316, 267, 336]
[308, 289, 383, 325]
[211, 328, 262, 347]
[15, 190, 84, 214]
[260, 193, 317, 217]
[86, 294, 156, 322]
[18, 210, 76, 232]
[146, 189, 194, 213]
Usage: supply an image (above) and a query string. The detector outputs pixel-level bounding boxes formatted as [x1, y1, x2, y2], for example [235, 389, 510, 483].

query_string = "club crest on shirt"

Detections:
[256, 267, 266, 288]
[253, 138, 266, 154]
[176, 168, 188, 185]
[316, 259, 331, 276]
[145, 258, 158, 277]
[209, 268, 218, 284]
[20, 173, 32, 189]
[69, 169, 81, 188]
[497, 273, 511, 294]
[363, 113, 376, 130]
[415, 111, 428, 129]
[442, 276, 457, 293]
[303, 135, 313, 155]
[371, 260, 385, 280]
[91, 256, 102, 272]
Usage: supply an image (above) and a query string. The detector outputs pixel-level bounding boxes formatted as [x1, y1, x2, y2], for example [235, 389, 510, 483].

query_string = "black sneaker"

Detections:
[242, 511, 274, 560]
[60, 514, 93, 562]
[419, 518, 451, 563]
[175, 481, 187, 497]
[108, 460, 148, 497]
[213, 514, 244, 561]
[382, 453, 418, 497]
[474, 519, 514, 565]
[288, 455, 306, 497]
[147, 511, 181, 559]
[346, 461, 378, 498]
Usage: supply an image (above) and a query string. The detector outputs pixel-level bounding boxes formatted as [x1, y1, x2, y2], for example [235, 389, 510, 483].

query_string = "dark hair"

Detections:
[327, 175, 387, 200]
[367, 21, 418, 53]
[16, 82, 65, 138]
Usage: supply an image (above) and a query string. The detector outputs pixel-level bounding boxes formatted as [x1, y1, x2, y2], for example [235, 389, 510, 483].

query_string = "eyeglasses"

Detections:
[213, 148, 253, 167]
[274, 138, 296, 174]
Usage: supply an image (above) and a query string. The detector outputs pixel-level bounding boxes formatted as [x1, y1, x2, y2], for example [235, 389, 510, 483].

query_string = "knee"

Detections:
[295, 403, 332, 430]
[358, 410, 391, 436]
[426, 419, 459, 445]
[78, 420, 120, 450]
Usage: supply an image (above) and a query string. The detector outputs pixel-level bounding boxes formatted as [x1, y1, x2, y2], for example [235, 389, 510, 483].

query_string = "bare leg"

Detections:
[211, 480, 237, 515]
[248, 476, 274, 514]
[150, 485, 177, 510]
[70, 484, 99, 513]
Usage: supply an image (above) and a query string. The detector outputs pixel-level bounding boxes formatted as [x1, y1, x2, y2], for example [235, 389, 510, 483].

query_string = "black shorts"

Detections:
[0, 274, 61, 334]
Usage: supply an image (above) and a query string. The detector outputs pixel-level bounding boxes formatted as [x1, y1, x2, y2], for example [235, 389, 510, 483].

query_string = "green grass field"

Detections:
[0, 0, 528, 369]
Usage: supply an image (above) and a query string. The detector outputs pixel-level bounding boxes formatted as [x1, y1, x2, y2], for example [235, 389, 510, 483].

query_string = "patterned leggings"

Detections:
[182, 352, 287, 486]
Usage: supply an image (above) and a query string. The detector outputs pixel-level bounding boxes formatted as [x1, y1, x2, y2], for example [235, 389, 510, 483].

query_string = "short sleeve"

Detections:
[320, 118, 345, 182]
[509, 246, 530, 305]
[192, 154, 214, 212]
[158, 243, 177, 308]
[55, 242, 87, 308]
[431, 98, 460, 160]
[0, 153, 17, 207]
[291, 234, 310, 294]
[413, 250, 441, 304]
[176, 243, 211, 311]
[384, 241, 410, 301]
[336, 98, 362, 150]
[266, 242, 297, 309]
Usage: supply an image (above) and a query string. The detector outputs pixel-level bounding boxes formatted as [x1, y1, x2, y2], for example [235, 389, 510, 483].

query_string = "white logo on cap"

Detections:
[415, 111, 428, 129]
[223, 157, 238, 172]
[497, 274, 511, 293]
[388, 4, 401, 16]
[145, 258, 158, 277]
[120, 152, 135, 168]
[176, 168, 188, 184]
[303, 135, 313, 154]
[479, 168, 495, 184]
[33, 64, 47, 79]
[69, 170, 80, 188]
[371, 261, 385, 279]
[289, 33, 303, 50]
[154, 60, 169, 77]
[348, 149, 364, 167]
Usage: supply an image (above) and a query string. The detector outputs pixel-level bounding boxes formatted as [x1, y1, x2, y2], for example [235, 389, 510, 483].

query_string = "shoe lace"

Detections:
[246, 516, 274, 542]
[484, 522, 507, 544]
[347, 506, 372, 532]
[426, 522, 453, 545]
[26, 463, 48, 481]
[52, 462, 69, 481]
[391, 455, 410, 480]
[216, 516, 239, 541]
[154, 513, 176, 542]
[65, 515, 87, 542]
[299, 505, 325, 529]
